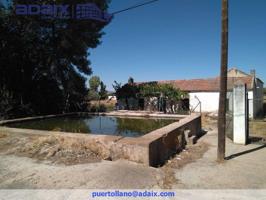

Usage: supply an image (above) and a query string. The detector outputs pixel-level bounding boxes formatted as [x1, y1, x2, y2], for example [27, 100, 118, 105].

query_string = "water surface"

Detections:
[6, 116, 178, 137]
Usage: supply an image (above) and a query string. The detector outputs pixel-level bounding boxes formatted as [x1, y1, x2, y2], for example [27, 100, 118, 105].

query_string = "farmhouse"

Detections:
[149, 68, 264, 118]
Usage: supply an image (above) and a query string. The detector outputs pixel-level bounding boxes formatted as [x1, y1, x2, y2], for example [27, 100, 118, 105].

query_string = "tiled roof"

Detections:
[152, 76, 254, 92]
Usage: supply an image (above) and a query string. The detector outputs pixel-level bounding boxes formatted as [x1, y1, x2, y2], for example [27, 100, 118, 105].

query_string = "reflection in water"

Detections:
[116, 117, 176, 137]
[7, 116, 177, 137]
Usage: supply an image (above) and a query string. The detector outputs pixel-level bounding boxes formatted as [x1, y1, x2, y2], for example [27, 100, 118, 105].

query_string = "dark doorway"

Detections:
[138, 98, 144, 110]
[181, 98, 189, 111]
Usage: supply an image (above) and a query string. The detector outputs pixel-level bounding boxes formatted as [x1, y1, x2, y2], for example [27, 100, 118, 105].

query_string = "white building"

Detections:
[157, 68, 264, 119]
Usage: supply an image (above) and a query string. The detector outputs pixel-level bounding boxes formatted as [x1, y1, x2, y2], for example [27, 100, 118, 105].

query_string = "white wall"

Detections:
[233, 84, 248, 144]
[248, 91, 254, 118]
[189, 92, 220, 112]
[189, 91, 256, 118]
[108, 96, 117, 101]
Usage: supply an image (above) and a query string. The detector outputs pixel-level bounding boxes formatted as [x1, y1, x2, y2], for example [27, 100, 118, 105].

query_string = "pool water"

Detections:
[6, 116, 178, 137]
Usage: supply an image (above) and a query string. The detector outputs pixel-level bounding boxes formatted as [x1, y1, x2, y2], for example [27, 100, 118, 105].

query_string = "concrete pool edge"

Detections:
[0, 111, 186, 126]
[0, 112, 202, 167]
[112, 113, 202, 166]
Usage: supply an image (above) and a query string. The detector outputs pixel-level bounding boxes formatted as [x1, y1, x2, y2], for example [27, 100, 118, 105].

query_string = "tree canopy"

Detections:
[99, 81, 108, 100]
[0, 0, 111, 119]
[87, 76, 107, 101]
[139, 82, 187, 111]
[113, 79, 186, 101]
[89, 76, 101, 92]
[113, 78, 187, 111]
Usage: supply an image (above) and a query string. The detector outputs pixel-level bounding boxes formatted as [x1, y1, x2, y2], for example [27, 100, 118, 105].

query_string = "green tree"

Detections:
[128, 77, 134, 85]
[88, 76, 101, 100]
[99, 81, 108, 100]
[112, 81, 122, 93]
[89, 76, 101, 92]
[139, 82, 185, 100]
[114, 79, 186, 112]
[0, 0, 111, 118]
[114, 78, 139, 110]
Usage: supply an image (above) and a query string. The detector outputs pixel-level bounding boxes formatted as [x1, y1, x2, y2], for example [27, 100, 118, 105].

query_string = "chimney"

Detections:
[250, 69, 256, 77]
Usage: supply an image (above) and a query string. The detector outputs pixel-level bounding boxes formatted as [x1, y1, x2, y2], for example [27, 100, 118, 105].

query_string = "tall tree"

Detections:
[88, 76, 101, 100]
[0, 0, 111, 118]
[218, 0, 229, 162]
[114, 77, 139, 110]
[88, 76, 101, 92]
[128, 77, 134, 85]
[99, 81, 108, 100]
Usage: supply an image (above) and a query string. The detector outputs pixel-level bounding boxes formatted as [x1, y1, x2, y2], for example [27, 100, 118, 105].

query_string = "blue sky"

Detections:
[89, 0, 266, 91]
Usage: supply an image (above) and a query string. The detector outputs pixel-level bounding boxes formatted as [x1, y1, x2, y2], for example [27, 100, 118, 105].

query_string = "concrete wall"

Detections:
[146, 114, 202, 166]
[227, 91, 233, 112]
[112, 114, 202, 167]
[244, 89, 262, 119]
[189, 90, 262, 119]
[0, 113, 202, 167]
[233, 84, 248, 144]
[189, 92, 219, 112]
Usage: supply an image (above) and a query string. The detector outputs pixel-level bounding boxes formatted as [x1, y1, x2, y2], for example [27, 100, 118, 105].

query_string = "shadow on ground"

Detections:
[225, 143, 266, 160]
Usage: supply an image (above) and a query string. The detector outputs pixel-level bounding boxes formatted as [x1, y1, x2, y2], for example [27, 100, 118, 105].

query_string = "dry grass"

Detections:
[90, 99, 116, 105]
[1, 133, 101, 165]
[22, 134, 101, 164]
[89, 99, 116, 111]
[249, 120, 266, 137]
[0, 132, 7, 138]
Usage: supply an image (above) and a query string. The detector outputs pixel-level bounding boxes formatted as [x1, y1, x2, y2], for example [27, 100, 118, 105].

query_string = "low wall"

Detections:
[0, 113, 77, 125]
[111, 113, 201, 167]
[0, 113, 202, 167]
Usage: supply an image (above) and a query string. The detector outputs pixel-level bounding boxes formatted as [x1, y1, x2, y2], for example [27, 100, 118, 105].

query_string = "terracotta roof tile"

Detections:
[148, 76, 254, 92]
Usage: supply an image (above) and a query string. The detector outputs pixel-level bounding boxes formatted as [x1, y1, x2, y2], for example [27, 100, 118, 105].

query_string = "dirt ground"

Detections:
[0, 130, 208, 189]
[0, 132, 101, 166]
[0, 114, 266, 189]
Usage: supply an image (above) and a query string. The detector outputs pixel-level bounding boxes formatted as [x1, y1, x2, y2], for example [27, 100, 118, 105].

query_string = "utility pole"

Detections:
[218, 0, 229, 162]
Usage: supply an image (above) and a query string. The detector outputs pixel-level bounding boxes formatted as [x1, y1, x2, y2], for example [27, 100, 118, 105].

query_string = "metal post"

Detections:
[218, 0, 229, 162]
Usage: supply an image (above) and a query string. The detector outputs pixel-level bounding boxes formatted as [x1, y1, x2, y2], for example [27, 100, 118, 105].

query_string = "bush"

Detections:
[88, 104, 107, 112]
